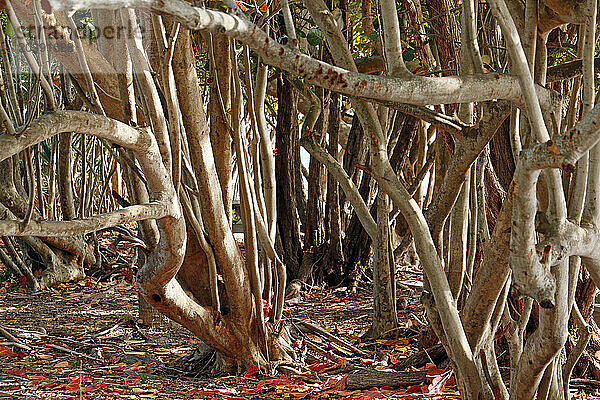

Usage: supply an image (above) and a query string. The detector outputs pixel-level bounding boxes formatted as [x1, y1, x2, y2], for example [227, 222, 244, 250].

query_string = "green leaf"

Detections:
[481, 54, 492, 65]
[368, 31, 379, 41]
[306, 27, 324, 46]
[403, 48, 415, 62]
[372, 17, 380, 30]
[5, 21, 14, 38]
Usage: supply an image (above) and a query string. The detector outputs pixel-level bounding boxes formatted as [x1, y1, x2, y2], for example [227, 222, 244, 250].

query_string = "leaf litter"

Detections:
[0, 254, 465, 399]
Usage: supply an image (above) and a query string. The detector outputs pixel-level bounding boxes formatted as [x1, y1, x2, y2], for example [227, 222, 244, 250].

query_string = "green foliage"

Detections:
[302, 129, 320, 138]
[306, 28, 324, 46]
[232, 208, 241, 223]
[371, 17, 380, 30]
[0, 267, 13, 283]
[4, 20, 14, 38]
[40, 141, 52, 166]
[139, 372, 149, 384]
[403, 47, 416, 62]
[569, 325, 578, 340]
[118, 311, 134, 321]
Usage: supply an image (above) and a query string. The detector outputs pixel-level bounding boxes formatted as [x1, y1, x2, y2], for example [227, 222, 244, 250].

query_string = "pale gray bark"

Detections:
[120, 8, 172, 171]
[23, 0, 600, 396]
[51, 0, 560, 111]
[301, 0, 487, 395]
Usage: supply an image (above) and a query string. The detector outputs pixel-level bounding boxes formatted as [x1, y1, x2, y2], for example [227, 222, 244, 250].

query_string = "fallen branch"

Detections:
[345, 367, 427, 389]
[570, 378, 600, 389]
[48, 344, 104, 362]
[297, 320, 369, 357]
[392, 344, 447, 370]
[304, 338, 344, 363]
[0, 325, 32, 351]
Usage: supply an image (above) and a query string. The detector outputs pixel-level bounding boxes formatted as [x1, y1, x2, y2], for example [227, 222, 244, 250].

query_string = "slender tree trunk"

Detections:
[325, 93, 345, 283]
[209, 33, 234, 224]
[275, 75, 303, 280]
[365, 192, 398, 337]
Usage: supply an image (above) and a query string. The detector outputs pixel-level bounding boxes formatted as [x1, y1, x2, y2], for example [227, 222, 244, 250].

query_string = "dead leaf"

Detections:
[132, 387, 158, 394]
[0, 346, 17, 357]
[244, 364, 259, 378]
[54, 361, 70, 368]
[6, 368, 26, 376]
[308, 360, 330, 372]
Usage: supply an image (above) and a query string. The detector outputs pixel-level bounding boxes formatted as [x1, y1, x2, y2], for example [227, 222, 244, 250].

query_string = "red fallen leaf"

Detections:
[6, 368, 26, 376]
[258, 376, 295, 386]
[322, 373, 348, 390]
[65, 377, 81, 392]
[284, 287, 298, 300]
[234, 1, 249, 11]
[259, 2, 268, 12]
[189, 389, 218, 395]
[244, 364, 259, 378]
[426, 363, 445, 376]
[446, 375, 455, 386]
[308, 360, 330, 372]
[0, 346, 18, 357]
[262, 300, 273, 317]
[53, 368, 64, 375]
[18, 276, 27, 287]
[406, 384, 423, 393]
[334, 374, 349, 390]
[388, 353, 398, 364]
[127, 365, 147, 371]
[25, 375, 46, 380]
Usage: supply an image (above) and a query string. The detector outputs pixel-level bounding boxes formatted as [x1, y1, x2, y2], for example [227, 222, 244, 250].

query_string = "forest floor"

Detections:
[0, 250, 598, 398]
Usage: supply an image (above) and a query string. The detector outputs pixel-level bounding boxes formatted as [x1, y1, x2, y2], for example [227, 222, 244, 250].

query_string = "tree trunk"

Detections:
[325, 93, 345, 284]
[275, 75, 303, 280]
[209, 33, 234, 225]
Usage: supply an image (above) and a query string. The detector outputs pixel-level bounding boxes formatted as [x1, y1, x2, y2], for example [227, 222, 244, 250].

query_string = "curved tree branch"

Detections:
[49, 0, 559, 111]
[0, 110, 244, 359]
